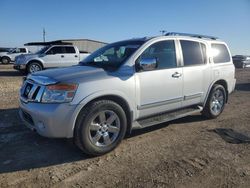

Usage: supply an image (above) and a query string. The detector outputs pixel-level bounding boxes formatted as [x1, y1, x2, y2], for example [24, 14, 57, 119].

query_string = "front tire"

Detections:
[1, 56, 10, 64]
[27, 62, 43, 73]
[74, 100, 127, 156]
[202, 84, 226, 119]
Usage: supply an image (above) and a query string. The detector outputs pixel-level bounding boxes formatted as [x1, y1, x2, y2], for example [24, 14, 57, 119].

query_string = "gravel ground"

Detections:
[0, 64, 250, 188]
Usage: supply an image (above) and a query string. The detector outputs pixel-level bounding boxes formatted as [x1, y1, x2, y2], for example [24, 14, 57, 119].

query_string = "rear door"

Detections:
[63, 46, 79, 66]
[179, 40, 211, 107]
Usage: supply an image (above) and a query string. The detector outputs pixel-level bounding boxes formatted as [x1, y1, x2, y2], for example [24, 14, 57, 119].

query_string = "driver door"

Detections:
[135, 40, 183, 118]
[43, 46, 66, 68]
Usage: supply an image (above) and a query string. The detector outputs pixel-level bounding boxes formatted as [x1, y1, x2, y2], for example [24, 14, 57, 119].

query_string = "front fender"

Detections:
[66, 90, 136, 138]
[27, 58, 44, 65]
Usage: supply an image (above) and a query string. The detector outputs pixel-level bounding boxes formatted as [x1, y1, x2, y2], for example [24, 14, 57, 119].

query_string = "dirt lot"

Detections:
[0, 64, 250, 188]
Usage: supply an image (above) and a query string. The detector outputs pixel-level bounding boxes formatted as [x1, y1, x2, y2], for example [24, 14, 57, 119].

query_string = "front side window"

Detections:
[180, 40, 205, 66]
[80, 40, 144, 70]
[10, 48, 20, 53]
[47, 47, 64, 54]
[211, 44, 231, 63]
[139, 40, 177, 70]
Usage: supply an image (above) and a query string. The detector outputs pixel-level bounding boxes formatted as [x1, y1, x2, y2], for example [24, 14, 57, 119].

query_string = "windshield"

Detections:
[36, 46, 51, 54]
[9, 48, 18, 53]
[79, 40, 145, 69]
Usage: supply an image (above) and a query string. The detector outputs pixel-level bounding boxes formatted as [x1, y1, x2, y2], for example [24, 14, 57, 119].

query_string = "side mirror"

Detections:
[139, 57, 158, 71]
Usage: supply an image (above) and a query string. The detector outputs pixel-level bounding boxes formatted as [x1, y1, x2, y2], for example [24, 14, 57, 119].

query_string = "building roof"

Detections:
[24, 39, 107, 46]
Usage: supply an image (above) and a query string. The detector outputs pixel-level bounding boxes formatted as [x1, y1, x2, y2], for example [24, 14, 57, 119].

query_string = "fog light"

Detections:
[37, 121, 45, 130]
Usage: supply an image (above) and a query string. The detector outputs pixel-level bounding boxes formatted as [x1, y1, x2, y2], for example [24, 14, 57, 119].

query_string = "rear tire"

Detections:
[202, 84, 226, 119]
[74, 100, 127, 156]
[1, 56, 10, 64]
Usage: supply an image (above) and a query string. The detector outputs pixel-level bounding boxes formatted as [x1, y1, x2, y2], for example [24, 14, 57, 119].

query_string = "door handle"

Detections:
[172, 72, 182, 78]
[61, 55, 64, 58]
[75, 55, 78, 58]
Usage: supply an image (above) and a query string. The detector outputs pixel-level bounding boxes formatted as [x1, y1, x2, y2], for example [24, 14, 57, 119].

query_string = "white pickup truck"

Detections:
[0, 47, 29, 64]
[14, 45, 90, 73]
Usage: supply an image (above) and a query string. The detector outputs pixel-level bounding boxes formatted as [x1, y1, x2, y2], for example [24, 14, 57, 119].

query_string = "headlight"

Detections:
[41, 83, 78, 103]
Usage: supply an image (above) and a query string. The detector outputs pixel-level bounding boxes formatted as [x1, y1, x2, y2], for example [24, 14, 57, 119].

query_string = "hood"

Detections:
[19, 53, 38, 59]
[30, 65, 107, 84]
[0, 52, 8, 56]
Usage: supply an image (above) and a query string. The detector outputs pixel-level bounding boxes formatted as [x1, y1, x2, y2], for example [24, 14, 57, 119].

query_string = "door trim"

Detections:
[184, 92, 203, 100]
[137, 97, 183, 110]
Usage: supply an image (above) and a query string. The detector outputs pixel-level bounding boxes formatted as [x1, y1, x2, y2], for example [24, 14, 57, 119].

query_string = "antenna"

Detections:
[159, 30, 167, 36]
[43, 28, 46, 42]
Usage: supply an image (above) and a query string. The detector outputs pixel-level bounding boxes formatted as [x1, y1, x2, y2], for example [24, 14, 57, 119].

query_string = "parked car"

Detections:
[0, 47, 13, 53]
[0, 47, 29, 64]
[232, 55, 250, 68]
[19, 33, 236, 156]
[14, 45, 90, 73]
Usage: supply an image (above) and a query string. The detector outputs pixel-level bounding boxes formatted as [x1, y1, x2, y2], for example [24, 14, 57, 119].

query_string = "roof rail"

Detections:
[165, 32, 218, 40]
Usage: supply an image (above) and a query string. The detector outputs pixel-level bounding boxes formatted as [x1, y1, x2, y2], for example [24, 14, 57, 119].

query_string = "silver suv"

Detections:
[19, 33, 236, 156]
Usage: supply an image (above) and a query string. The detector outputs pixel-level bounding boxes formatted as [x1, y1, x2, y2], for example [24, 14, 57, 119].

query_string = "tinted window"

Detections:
[140, 40, 177, 69]
[11, 49, 20, 53]
[65, 46, 76, 54]
[47, 47, 64, 54]
[20, 48, 26, 53]
[181, 40, 205, 66]
[212, 44, 230, 63]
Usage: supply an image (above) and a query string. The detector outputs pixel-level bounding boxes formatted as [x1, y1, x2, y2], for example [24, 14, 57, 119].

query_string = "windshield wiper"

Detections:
[81, 61, 119, 71]
[80, 61, 107, 70]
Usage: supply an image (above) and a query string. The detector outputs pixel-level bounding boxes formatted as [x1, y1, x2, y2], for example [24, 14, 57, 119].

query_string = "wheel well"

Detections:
[79, 95, 133, 135]
[1, 56, 10, 61]
[214, 80, 228, 102]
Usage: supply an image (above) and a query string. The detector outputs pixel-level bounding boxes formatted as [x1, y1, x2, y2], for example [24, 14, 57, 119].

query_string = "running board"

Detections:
[133, 106, 203, 129]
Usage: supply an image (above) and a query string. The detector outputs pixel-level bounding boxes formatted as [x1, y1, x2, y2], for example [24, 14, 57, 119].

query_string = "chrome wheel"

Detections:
[88, 110, 120, 147]
[29, 63, 41, 73]
[210, 89, 224, 115]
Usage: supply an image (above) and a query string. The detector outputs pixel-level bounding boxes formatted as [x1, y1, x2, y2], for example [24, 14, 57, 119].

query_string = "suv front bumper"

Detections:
[13, 64, 26, 71]
[19, 99, 78, 138]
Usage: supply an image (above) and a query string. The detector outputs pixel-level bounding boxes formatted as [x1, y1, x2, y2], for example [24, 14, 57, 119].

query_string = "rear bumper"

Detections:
[229, 78, 236, 94]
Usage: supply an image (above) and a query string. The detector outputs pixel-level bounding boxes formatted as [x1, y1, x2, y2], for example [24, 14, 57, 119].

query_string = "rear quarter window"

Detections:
[211, 43, 231, 63]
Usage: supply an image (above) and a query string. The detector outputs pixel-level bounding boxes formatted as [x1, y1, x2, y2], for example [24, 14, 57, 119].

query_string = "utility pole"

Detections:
[43, 28, 46, 42]
[159, 30, 167, 35]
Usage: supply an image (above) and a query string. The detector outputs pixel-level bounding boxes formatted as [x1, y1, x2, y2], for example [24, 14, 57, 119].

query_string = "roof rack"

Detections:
[165, 32, 218, 40]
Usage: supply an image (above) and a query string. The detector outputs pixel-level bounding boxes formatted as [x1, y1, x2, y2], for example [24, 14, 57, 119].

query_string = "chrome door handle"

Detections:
[61, 55, 64, 58]
[172, 72, 182, 78]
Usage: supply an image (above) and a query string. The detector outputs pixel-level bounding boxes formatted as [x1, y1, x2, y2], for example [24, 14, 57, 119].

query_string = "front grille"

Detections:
[20, 80, 45, 103]
[21, 110, 34, 126]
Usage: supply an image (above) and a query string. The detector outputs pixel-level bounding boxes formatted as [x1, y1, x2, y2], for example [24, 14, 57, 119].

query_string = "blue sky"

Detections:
[0, 0, 249, 55]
